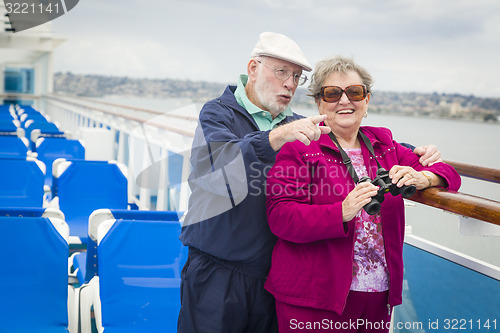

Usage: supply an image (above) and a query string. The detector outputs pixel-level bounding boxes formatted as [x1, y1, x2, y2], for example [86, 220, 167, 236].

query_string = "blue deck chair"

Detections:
[0, 104, 12, 113]
[53, 159, 128, 243]
[0, 157, 45, 208]
[70, 252, 87, 286]
[0, 119, 18, 132]
[17, 105, 39, 115]
[80, 210, 187, 333]
[72, 209, 183, 286]
[0, 207, 65, 219]
[0, 215, 70, 333]
[0, 135, 29, 158]
[53, 159, 128, 283]
[19, 112, 48, 129]
[25, 122, 64, 151]
[36, 138, 85, 188]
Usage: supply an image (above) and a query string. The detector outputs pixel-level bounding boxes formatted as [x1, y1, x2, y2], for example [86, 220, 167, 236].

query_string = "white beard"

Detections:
[254, 77, 292, 115]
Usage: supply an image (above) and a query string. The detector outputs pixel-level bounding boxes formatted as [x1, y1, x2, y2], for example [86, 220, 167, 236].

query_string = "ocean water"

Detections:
[103, 97, 500, 267]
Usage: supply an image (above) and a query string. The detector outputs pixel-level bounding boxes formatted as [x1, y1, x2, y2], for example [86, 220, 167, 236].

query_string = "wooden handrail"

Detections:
[444, 160, 500, 184]
[408, 187, 500, 225]
[1, 93, 40, 100]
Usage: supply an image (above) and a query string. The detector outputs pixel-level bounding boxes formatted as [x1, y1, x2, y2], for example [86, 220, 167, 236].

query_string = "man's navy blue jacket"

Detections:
[180, 85, 303, 278]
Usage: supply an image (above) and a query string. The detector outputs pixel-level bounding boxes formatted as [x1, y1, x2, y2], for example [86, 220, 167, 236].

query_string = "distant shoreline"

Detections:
[54, 72, 500, 125]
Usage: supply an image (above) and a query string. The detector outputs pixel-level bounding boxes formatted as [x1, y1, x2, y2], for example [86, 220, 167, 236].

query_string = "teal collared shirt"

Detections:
[234, 75, 292, 131]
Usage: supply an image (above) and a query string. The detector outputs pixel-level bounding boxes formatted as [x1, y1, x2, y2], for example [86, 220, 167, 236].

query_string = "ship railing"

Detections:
[38, 94, 500, 256]
[409, 161, 500, 226]
[399, 161, 500, 333]
[0, 93, 40, 102]
[405, 161, 500, 282]
[0, 93, 40, 98]
[39, 94, 196, 212]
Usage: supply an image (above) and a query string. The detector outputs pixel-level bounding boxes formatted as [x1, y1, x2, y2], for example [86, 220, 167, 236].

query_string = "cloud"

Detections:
[55, 37, 171, 77]
[52, 0, 500, 97]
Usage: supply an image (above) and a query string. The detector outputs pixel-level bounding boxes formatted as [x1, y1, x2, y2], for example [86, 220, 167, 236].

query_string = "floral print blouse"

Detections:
[345, 148, 389, 292]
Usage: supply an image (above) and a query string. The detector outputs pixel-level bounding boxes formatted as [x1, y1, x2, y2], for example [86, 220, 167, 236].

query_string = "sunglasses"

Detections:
[319, 85, 367, 103]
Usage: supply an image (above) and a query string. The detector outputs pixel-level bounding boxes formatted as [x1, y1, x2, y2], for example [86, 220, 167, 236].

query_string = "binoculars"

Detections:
[359, 168, 416, 215]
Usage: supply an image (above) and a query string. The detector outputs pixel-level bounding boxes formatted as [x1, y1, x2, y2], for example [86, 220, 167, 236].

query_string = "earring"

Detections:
[363, 112, 368, 118]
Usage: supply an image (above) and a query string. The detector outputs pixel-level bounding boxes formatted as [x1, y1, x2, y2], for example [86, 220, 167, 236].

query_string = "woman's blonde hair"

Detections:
[308, 56, 373, 101]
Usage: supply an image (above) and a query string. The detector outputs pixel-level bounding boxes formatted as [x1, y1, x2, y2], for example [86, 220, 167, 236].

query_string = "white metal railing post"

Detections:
[138, 141, 152, 209]
[117, 130, 127, 165]
[178, 150, 191, 212]
[156, 148, 170, 211]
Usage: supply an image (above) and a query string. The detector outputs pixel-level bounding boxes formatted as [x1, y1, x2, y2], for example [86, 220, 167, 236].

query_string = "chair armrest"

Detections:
[79, 277, 103, 333]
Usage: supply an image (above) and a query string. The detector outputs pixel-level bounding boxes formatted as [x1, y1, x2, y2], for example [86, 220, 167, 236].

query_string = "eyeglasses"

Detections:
[319, 85, 367, 103]
[256, 60, 308, 86]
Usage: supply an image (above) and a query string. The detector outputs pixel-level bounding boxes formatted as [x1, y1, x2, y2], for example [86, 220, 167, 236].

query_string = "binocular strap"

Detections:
[327, 131, 383, 184]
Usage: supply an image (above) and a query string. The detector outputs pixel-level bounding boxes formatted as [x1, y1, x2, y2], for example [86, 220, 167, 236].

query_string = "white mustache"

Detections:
[278, 91, 292, 98]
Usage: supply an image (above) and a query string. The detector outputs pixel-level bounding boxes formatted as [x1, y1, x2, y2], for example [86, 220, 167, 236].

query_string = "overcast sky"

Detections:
[51, 0, 500, 98]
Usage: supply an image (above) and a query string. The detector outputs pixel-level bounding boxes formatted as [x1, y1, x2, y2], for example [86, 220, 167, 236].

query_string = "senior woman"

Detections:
[264, 56, 461, 332]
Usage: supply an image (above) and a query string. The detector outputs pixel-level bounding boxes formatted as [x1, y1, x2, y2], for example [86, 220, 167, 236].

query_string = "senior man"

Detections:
[177, 32, 328, 333]
[178, 32, 440, 333]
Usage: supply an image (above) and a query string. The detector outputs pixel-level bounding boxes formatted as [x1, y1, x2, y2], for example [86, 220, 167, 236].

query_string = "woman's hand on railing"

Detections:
[413, 145, 442, 166]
